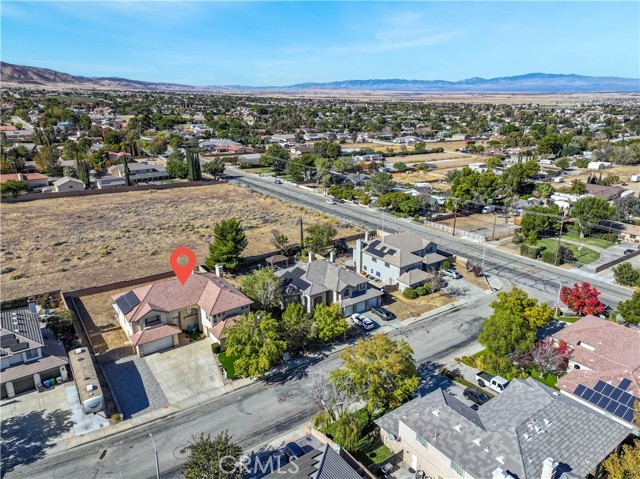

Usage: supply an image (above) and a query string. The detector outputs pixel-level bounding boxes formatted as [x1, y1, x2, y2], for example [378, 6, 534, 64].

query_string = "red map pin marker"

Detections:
[170, 248, 197, 285]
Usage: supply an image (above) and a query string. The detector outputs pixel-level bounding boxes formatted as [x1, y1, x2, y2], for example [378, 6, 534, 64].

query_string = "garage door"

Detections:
[344, 305, 353, 316]
[368, 298, 378, 308]
[355, 302, 366, 313]
[142, 336, 174, 355]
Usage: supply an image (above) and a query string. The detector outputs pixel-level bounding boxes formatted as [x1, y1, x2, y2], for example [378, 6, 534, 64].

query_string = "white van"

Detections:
[482, 205, 496, 214]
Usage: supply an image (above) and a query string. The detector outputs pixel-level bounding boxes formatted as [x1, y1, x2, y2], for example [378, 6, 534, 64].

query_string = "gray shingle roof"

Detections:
[375, 378, 630, 479]
[363, 232, 438, 268]
[276, 260, 365, 295]
[264, 444, 362, 479]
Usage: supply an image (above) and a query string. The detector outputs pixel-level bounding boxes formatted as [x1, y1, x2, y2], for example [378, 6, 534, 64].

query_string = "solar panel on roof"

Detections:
[0, 334, 17, 348]
[622, 409, 635, 423]
[605, 401, 619, 414]
[614, 404, 629, 418]
[619, 378, 632, 390]
[619, 392, 632, 405]
[574, 384, 586, 397]
[609, 388, 623, 401]
[115, 291, 140, 315]
[582, 388, 595, 401]
[9, 342, 28, 352]
[602, 383, 615, 397]
[594, 381, 606, 393]
[590, 392, 604, 405]
[598, 397, 611, 410]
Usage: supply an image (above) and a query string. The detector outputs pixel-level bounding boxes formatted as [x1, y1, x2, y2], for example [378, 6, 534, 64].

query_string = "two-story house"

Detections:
[1, 305, 69, 399]
[354, 232, 447, 290]
[552, 315, 640, 430]
[275, 259, 383, 315]
[376, 378, 630, 479]
[112, 272, 252, 356]
[107, 162, 169, 183]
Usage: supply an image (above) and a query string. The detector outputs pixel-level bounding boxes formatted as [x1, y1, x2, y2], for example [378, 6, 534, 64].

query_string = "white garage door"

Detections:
[368, 298, 378, 308]
[344, 305, 353, 316]
[355, 302, 366, 313]
[142, 336, 174, 355]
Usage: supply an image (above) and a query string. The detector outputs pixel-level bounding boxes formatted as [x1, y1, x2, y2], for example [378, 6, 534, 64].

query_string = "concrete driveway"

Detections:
[144, 338, 225, 404]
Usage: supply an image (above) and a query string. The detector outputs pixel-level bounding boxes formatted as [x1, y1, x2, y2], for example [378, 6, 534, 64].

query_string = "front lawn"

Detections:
[536, 238, 600, 265]
[561, 231, 616, 249]
[529, 369, 559, 389]
[217, 351, 237, 379]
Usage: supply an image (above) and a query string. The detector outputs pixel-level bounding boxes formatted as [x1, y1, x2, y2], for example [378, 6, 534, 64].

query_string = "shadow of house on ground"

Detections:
[0, 408, 73, 478]
[102, 357, 168, 419]
[415, 361, 452, 397]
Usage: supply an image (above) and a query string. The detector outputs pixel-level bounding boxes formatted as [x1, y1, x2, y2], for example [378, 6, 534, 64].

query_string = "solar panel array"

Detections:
[573, 379, 639, 423]
[115, 291, 140, 315]
[0, 333, 18, 348]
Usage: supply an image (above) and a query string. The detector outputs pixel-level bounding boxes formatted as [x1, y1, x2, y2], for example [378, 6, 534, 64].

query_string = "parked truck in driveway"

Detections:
[475, 371, 509, 394]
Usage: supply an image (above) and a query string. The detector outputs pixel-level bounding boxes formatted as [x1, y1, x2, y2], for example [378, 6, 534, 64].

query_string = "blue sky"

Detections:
[2, 1, 638, 86]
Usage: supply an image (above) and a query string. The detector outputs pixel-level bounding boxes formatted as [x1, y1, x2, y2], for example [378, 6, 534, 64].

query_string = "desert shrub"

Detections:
[415, 286, 427, 296]
[540, 249, 557, 265]
[520, 244, 540, 259]
[402, 288, 418, 300]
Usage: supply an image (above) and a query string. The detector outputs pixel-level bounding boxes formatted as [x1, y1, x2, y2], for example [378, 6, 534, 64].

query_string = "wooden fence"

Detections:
[594, 249, 640, 273]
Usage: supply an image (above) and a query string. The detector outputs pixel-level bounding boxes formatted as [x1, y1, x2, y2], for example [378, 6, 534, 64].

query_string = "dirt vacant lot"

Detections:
[436, 213, 519, 240]
[385, 290, 455, 321]
[1, 184, 361, 299]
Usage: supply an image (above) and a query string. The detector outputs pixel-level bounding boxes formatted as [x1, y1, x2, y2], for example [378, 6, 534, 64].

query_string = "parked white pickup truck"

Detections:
[475, 371, 509, 394]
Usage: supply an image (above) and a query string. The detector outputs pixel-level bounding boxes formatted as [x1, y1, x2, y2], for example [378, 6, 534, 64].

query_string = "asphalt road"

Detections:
[5, 295, 493, 479]
[228, 169, 632, 308]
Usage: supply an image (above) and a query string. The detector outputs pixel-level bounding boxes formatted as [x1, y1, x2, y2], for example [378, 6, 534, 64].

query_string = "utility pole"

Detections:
[149, 434, 160, 479]
[491, 210, 498, 241]
[452, 201, 458, 236]
[299, 218, 304, 249]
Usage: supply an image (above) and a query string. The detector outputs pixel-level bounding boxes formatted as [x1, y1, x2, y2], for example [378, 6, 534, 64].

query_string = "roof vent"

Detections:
[473, 438, 482, 446]
[75, 348, 84, 354]
[454, 424, 462, 432]
[496, 456, 505, 465]
[543, 418, 552, 426]
[86, 384, 97, 392]
[534, 425, 545, 434]
[432, 409, 440, 416]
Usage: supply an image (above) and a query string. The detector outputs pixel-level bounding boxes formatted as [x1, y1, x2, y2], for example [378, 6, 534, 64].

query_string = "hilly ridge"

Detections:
[1, 61, 638, 93]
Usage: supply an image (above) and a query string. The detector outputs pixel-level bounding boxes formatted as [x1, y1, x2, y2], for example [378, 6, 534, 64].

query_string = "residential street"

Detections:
[4, 293, 495, 479]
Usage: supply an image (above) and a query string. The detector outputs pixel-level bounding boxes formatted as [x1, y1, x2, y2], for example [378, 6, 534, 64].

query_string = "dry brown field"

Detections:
[385, 290, 454, 321]
[0, 184, 361, 299]
[559, 164, 640, 194]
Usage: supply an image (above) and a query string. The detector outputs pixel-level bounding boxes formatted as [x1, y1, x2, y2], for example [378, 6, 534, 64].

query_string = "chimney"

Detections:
[329, 251, 336, 263]
[541, 457, 558, 479]
[27, 297, 37, 315]
[215, 264, 224, 278]
[364, 232, 370, 241]
[309, 251, 315, 262]
[17, 173, 25, 181]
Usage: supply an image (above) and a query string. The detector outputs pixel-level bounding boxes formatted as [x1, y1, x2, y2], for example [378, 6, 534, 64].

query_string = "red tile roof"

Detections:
[210, 315, 241, 340]
[553, 315, 640, 396]
[0, 125, 17, 131]
[113, 273, 252, 323]
[0, 173, 48, 184]
[129, 324, 181, 347]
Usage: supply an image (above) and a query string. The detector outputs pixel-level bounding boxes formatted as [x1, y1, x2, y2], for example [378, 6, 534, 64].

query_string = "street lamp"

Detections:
[149, 433, 160, 479]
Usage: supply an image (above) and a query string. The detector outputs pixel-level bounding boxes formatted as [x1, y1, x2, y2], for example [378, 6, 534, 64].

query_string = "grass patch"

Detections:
[529, 369, 559, 389]
[244, 167, 274, 174]
[356, 442, 394, 466]
[561, 231, 615, 249]
[218, 351, 237, 379]
[537, 238, 600, 265]
[558, 315, 581, 323]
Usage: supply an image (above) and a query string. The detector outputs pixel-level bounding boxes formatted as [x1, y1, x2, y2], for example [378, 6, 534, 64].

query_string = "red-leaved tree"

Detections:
[560, 282, 605, 316]
[532, 337, 572, 375]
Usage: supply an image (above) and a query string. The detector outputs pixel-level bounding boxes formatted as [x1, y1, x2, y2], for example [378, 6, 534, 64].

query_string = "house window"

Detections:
[384, 262, 390, 268]
[145, 315, 161, 327]
[24, 349, 39, 361]
[359, 283, 366, 290]
[416, 434, 429, 449]
[363, 265, 367, 272]
[187, 307, 197, 316]
[376, 271, 381, 277]
[344, 289, 350, 297]
[450, 461, 464, 477]
[372, 257, 377, 263]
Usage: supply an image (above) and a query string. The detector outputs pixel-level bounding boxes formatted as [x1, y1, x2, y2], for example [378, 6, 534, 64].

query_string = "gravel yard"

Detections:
[102, 356, 168, 419]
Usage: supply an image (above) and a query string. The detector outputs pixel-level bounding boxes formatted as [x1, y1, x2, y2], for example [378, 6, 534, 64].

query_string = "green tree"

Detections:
[603, 403, 640, 479]
[166, 159, 189, 179]
[0, 180, 29, 198]
[203, 158, 225, 179]
[241, 267, 282, 311]
[572, 196, 617, 236]
[328, 335, 419, 413]
[618, 291, 640, 324]
[535, 183, 555, 200]
[554, 158, 571, 170]
[263, 143, 290, 171]
[537, 134, 565, 156]
[568, 179, 586, 194]
[281, 302, 316, 352]
[500, 161, 539, 196]
[34, 145, 60, 174]
[311, 140, 341, 159]
[614, 196, 640, 221]
[486, 157, 502, 169]
[123, 155, 131, 186]
[205, 218, 248, 271]
[368, 172, 394, 197]
[304, 222, 337, 253]
[520, 205, 561, 238]
[148, 133, 168, 155]
[313, 303, 347, 342]
[182, 431, 243, 479]
[613, 262, 640, 287]
[225, 311, 287, 377]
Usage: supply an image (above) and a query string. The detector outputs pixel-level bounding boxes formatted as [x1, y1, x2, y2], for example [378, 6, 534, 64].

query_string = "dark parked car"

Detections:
[624, 249, 636, 255]
[284, 442, 305, 461]
[372, 307, 395, 321]
[463, 387, 490, 406]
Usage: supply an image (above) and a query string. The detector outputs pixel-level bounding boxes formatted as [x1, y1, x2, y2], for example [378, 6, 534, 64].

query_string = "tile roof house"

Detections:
[354, 232, 446, 290]
[552, 315, 640, 428]
[0, 172, 49, 189]
[264, 444, 362, 479]
[275, 258, 383, 315]
[376, 378, 630, 479]
[1, 304, 69, 399]
[112, 272, 252, 356]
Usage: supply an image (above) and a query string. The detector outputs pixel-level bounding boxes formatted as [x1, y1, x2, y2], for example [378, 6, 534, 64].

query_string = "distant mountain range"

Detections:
[2, 62, 639, 93]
